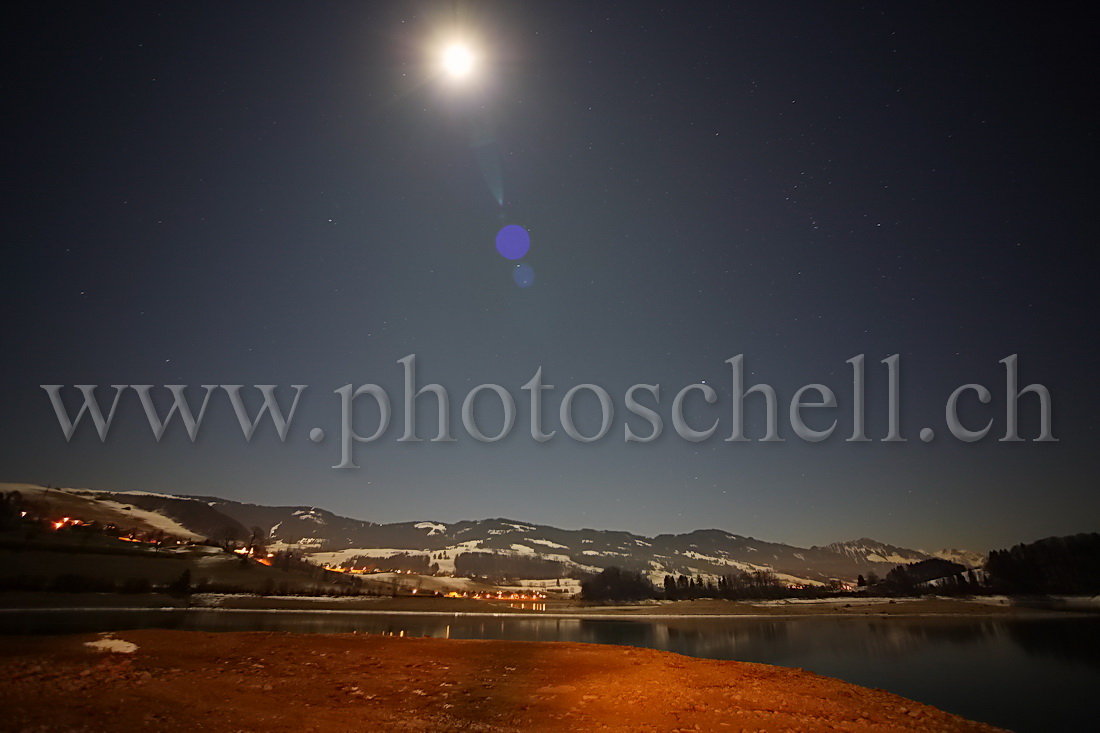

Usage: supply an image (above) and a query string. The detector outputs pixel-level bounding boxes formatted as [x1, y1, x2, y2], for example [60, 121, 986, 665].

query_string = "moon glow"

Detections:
[442, 43, 475, 79]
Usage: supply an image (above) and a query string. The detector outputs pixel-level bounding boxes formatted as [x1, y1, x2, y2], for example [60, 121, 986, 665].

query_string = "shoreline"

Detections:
[0, 629, 1007, 732]
[2, 606, 1091, 622]
[2, 591, 1094, 618]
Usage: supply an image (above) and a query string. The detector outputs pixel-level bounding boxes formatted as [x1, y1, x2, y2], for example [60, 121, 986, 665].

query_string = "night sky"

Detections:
[3, 2, 1096, 552]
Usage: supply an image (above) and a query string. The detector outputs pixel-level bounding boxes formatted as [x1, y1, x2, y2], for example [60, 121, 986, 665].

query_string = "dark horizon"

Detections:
[2, 2, 1096, 554]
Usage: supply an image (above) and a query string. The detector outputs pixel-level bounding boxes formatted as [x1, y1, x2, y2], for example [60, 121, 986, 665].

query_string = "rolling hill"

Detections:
[2, 482, 985, 586]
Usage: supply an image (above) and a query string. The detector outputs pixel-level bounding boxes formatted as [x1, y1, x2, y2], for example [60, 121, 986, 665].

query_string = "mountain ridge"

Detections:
[3, 483, 985, 586]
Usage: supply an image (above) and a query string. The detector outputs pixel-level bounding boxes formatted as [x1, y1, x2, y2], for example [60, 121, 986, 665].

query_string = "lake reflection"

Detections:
[2, 608, 1097, 732]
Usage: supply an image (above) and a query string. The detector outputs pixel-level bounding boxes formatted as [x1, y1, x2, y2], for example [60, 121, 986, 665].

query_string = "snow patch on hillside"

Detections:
[501, 578, 582, 595]
[70, 488, 181, 501]
[3, 483, 201, 539]
[682, 550, 736, 566]
[865, 552, 914, 564]
[774, 572, 824, 587]
[584, 549, 631, 557]
[96, 499, 204, 541]
[291, 509, 324, 524]
[310, 547, 425, 566]
[528, 538, 568, 550]
[414, 522, 447, 536]
[537, 552, 576, 565]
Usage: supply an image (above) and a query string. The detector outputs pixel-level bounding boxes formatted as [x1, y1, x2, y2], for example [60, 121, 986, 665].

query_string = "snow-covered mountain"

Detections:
[928, 548, 987, 569]
[817, 540, 985, 571]
[5, 483, 987, 584]
[819, 538, 933, 567]
[181, 497, 989, 584]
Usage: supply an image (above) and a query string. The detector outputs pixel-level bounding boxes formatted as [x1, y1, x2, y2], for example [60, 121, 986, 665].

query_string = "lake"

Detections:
[3, 608, 1098, 732]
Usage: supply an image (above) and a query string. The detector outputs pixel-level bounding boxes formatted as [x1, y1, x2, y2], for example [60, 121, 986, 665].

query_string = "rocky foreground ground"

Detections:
[0, 629, 1005, 733]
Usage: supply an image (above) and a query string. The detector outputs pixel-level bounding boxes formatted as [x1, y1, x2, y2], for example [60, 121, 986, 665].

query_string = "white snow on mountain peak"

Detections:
[927, 548, 986, 568]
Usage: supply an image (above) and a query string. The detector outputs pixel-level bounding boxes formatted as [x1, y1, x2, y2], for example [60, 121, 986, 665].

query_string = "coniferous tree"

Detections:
[581, 567, 656, 602]
[985, 533, 1100, 594]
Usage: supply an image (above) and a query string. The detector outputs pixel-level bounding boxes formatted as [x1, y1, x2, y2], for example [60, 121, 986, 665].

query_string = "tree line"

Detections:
[985, 533, 1100, 594]
[581, 567, 838, 602]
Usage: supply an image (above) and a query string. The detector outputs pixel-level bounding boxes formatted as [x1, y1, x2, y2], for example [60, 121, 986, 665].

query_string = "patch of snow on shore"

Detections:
[85, 635, 138, 654]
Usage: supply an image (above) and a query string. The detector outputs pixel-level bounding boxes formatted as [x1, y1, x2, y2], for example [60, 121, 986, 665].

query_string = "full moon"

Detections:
[442, 43, 475, 79]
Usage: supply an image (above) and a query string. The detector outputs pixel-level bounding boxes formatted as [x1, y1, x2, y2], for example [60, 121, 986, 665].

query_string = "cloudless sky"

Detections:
[2, 2, 1096, 552]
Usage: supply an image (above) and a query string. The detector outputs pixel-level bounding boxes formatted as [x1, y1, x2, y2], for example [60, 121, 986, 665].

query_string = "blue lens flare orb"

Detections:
[495, 224, 530, 260]
[513, 263, 535, 288]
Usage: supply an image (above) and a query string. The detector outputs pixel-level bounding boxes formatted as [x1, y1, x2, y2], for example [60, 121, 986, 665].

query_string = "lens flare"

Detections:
[513, 263, 535, 288]
[496, 225, 530, 260]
